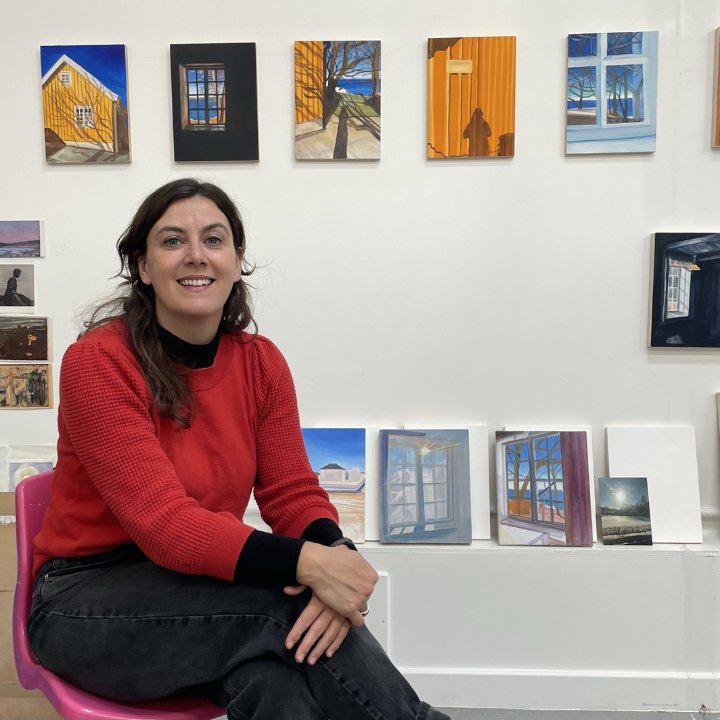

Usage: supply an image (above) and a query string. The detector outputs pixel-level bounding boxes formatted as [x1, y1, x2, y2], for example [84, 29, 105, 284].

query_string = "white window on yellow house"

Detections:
[59, 71, 72, 86]
[74, 105, 95, 129]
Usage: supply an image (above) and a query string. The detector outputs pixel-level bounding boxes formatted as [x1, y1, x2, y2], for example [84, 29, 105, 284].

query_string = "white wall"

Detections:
[3, 0, 720, 711]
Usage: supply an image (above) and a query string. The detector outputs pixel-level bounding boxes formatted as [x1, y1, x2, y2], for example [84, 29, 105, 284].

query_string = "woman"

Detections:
[3, 267, 32, 305]
[28, 179, 451, 720]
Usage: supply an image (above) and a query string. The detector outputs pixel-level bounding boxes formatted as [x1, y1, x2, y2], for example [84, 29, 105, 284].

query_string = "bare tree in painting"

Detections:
[567, 67, 597, 125]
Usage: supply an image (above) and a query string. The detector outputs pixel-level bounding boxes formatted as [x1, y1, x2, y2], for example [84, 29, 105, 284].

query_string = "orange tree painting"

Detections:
[40, 45, 130, 164]
[295, 41, 380, 160]
[427, 37, 516, 159]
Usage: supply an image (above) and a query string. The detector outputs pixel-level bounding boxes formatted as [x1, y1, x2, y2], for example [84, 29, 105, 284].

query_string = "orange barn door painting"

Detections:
[427, 36, 516, 159]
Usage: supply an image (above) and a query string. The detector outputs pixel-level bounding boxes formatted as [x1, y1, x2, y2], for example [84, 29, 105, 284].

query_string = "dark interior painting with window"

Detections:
[650, 232, 720, 347]
[380, 429, 472, 543]
[495, 430, 593, 546]
[170, 43, 258, 161]
[566, 31, 658, 154]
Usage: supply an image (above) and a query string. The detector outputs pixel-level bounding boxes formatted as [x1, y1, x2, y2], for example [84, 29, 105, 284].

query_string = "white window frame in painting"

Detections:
[73, 105, 95, 129]
[59, 71, 71, 86]
[666, 261, 691, 318]
[567, 32, 657, 149]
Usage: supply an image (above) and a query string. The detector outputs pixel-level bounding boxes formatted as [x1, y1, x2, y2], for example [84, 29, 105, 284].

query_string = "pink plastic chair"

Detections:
[13, 471, 222, 719]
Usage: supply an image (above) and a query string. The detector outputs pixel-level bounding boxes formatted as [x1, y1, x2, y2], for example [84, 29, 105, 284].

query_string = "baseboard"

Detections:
[401, 667, 720, 712]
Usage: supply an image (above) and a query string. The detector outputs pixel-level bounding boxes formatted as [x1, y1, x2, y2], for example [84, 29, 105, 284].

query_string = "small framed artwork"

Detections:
[427, 36, 516, 158]
[650, 232, 720, 347]
[0, 364, 52, 408]
[0, 316, 49, 361]
[0, 221, 44, 258]
[295, 41, 381, 160]
[0, 265, 35, 312]
[40, 44, 130, 163]
[170, 43, 258, 161]
[8, 461, 54, 492]
[598, 477, 652, 545]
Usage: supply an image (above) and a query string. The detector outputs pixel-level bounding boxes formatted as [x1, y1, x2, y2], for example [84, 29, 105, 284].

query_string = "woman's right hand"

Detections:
[295, 542, 378, 626]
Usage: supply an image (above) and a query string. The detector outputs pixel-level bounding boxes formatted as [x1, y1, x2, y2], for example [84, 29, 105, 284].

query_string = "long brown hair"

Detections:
[84, 178, 256, 426]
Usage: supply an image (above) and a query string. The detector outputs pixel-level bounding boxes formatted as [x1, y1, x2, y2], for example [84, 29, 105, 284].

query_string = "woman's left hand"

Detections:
[283, 585, 351, 664]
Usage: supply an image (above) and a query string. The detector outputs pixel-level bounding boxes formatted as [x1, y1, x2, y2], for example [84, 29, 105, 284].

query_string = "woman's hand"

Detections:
[283, 585, 350, 664]
[295, 543, 378, 626]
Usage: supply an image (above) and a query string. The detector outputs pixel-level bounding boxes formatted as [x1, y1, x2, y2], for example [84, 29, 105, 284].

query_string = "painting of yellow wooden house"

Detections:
[40, 45, 130, 163]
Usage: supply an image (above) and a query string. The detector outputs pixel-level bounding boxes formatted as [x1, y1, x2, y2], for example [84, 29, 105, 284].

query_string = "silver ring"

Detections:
[361, 606, 370, 617]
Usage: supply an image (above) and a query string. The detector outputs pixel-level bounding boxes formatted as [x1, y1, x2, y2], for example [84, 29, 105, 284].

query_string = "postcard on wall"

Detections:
[427, 36, 516, 159]
[295, 41, 380, 160]
[0, 222, 44, 258]
[649, 232, 720, 348]
[0, 364, 51, 409]
[0, 444, 56, 493]
[495, 430, 593, 546]
[40, 44, 130, 164]
[0, 316, 49, 361]
[606, 426, 702, 543]
[302, 427, 366, 543]
[379, 428, 471, 544]
[0, 264, 35, 313]
[598, 477, 652, 545]
[566, 32, 658, 154]
[713, 28, 720, 148]
[170, 43, 258, 162]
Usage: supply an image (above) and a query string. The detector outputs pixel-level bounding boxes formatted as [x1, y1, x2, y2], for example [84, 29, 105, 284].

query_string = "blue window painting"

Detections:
[183, 65, 226, 131]
[566, 31, 658, 154]
[380, 429, 471, 544]
[496, 430, 593, 546]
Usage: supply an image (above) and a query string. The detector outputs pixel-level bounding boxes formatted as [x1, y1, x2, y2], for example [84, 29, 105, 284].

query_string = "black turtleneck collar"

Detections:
[157, 324, 221, 369]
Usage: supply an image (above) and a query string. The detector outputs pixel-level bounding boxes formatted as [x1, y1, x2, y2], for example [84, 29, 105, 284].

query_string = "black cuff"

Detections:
[234, 530, 305, 586]
[301, 518, 344, 546]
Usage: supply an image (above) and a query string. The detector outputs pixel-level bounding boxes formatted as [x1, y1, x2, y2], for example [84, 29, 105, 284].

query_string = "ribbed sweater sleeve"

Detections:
[56, 337, 250, 580]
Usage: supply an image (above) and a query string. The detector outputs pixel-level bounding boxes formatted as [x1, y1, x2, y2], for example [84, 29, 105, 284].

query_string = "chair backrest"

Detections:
[12, 471, 221, 720]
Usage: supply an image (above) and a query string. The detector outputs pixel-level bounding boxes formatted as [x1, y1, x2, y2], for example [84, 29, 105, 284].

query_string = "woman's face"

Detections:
[138, 195, 242, 343]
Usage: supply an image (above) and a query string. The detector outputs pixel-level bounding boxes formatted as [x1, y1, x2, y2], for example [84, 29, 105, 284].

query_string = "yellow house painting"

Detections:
[40, 45, 130, 163]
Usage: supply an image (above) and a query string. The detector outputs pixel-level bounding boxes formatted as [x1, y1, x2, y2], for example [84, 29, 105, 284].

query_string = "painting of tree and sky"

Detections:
[295, 41, 380, 160]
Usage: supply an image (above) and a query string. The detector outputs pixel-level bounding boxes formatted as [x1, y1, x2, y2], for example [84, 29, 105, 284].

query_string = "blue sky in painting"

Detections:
[598, 477, 649, 509]
[41, 44, 128, 107]
[301, 428, 366, 472]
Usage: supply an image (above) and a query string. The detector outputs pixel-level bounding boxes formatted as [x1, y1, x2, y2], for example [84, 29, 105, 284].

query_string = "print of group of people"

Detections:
[0, 366, 47, 407]
[1, 268, 33, 306]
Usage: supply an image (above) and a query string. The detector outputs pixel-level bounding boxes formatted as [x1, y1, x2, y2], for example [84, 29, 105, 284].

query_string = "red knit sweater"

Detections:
[33, 322, 338, 579]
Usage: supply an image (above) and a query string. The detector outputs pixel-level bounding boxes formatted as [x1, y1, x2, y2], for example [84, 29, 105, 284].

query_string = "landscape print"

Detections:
[566, 32, 658, 154]
[379, 428, 472, 544]
[496, 430, 593, 546]
[295, 41, 381, 160]
[598, 477, 652, 545]
[650, 232, 720, 347]
[302, 427, 366, 542]
[0, 317, 48, 361]
[0, 364, 51, 408]
[40, 44, 130, 163]
[427, 37, 516, 158]
[170, 43, 258, 161]
[0, 222, 43, 258]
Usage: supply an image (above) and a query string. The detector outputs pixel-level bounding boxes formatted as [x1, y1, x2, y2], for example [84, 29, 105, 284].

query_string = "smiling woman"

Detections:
[27, 179, 452, 720]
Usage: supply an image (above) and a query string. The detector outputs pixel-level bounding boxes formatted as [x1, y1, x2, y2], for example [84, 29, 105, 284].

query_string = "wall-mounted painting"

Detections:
[427, 36, 515, 159]
[0, 364, 51, 408]
[40, 45, 130, 163]
[302, 427, 366, 543]
[495, 430, 592, 546]
[0, 222, 44, 258]
[0, 317, 48, 361]
[649, 232, 720, 347]
[0, 265, 35, 312]
[170, 43, 258, 162]
[566, 32, 658, 154]
[713, 28, 720, 148]
[379, 428, 471, 544]
[295, 41, 380, 160]
[598, 477, 652, 545]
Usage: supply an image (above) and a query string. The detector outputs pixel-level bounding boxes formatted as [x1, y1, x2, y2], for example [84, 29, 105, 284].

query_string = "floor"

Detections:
[437, 711, 719, 720]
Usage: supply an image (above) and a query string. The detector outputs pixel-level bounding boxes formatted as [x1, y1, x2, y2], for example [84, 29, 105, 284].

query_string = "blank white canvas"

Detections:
[606, 426, 702, 543]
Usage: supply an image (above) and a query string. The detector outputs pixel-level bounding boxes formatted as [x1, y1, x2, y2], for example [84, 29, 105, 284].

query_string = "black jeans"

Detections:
[28, 545, 451, 720]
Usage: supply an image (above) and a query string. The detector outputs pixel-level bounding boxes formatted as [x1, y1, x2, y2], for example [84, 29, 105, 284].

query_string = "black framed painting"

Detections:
[170, 43, 258, 161]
